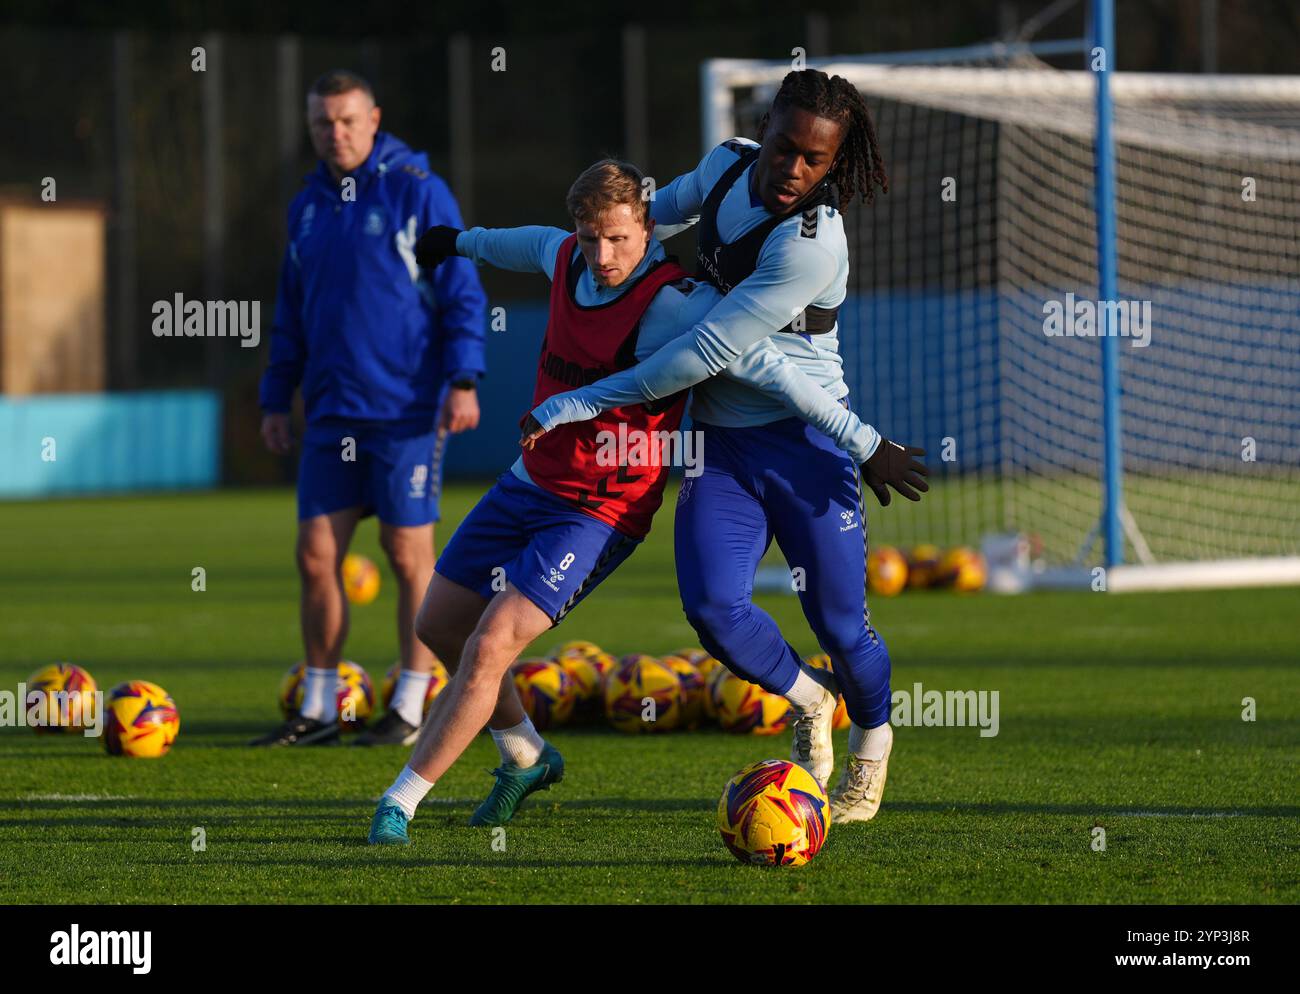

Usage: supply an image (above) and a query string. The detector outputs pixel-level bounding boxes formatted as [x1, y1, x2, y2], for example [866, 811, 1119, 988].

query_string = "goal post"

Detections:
[1093, 0, 1123, 571]
[700, 29, 1300, 592]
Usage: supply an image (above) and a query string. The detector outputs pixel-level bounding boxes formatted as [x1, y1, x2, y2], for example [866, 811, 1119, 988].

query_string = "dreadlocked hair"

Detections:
[756, 68, 889, 210]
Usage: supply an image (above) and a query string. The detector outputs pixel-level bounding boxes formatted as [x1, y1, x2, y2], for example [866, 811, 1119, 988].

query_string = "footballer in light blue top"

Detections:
[454, 224, 880, 469]
[518, 76, 913, 819]
[528, 137, 876, 457]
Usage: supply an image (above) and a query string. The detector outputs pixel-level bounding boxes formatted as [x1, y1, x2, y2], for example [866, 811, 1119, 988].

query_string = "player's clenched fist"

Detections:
[863, 437, 928, 506]
[415, 225, 463, 270]
[439, 385, 480, 434]
[260, 412, 294, 455]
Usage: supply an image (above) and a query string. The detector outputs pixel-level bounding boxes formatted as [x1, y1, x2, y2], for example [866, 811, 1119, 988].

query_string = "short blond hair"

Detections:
[565, 158, 649, 228]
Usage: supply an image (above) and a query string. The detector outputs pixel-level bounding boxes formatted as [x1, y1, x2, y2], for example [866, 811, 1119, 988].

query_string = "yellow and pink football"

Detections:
[341, 553, 381, 605]
[25, 663, 97, 734]
[717, 758, 830, 866]
[670, 647, 711, 667]
[867, 546, 909, 597]
[906, 544, 943, 589]
[660, 654, 706, 730]
[103, 680, 179, 758]
[554, 639, 602, 659]
[711, 671, 791, 735]
[556, 652, 605, 722]
[694, 655, 724, 682]
[512, 658, 576, 730]
[586, 651, 619, 682]
[603, 654, 682, 733]
[936, 546, 987, 592]
[701, 660, 731, 721]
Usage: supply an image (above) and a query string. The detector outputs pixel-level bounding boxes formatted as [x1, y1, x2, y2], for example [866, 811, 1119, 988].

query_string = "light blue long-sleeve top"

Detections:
[454, 224, 880, 473]
[526, 139, 881, 460]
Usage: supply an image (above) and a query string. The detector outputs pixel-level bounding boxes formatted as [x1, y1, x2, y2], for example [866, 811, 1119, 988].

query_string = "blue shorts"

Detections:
[436, 470, 641, 625]
[675, 415, 892, 729]
[297, 418, 447, 526]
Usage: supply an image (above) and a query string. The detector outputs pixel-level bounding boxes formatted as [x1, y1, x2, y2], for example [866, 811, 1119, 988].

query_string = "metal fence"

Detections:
[2, 6, 1288, 484]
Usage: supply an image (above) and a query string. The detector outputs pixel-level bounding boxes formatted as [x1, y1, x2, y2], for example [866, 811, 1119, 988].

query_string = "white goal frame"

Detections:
[701, 48, 1300, 593]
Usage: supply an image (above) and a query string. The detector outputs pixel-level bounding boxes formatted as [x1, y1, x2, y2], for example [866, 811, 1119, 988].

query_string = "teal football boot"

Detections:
[368, 798, 412, 846]
[468, 742, 565, 827]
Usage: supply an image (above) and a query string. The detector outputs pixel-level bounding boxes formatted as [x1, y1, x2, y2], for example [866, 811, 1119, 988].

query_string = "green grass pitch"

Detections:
[1, 484, 1297, 904]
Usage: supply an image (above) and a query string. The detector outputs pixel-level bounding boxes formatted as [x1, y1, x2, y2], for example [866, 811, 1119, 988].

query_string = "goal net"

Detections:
[704, 51, 1300, 591]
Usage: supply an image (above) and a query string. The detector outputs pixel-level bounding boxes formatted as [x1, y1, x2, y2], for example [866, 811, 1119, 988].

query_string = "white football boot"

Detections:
[789, 685, 836, 791]
[829, 723, 893, 823]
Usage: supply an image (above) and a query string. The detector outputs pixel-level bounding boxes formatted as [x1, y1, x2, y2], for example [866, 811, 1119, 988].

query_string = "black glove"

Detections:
[519, 413, 545, 451]
[863, 437, 929, 507]
[415, 225, 463, 270]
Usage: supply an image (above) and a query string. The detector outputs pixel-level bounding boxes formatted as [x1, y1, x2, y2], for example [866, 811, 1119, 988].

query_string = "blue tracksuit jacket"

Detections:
[259, 131, 487, 425]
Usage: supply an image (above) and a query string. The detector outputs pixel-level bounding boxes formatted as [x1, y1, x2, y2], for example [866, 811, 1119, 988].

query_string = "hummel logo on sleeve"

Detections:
[800, 209, 819, 238]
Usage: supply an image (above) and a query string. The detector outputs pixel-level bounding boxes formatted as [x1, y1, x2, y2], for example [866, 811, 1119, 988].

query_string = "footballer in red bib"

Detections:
[522, 232, 688, 539]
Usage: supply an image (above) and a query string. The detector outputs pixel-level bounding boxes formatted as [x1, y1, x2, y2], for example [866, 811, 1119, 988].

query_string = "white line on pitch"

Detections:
[1114, 810, 1246, 818]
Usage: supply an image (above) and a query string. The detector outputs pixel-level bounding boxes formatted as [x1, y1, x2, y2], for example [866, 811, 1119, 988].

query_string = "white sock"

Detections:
[849, 721, 893, 762]
[490, 717, 544, 767]
[803, 659, 839, 695]
[384, 765, 434, 820]
[391, 669, 432, 727]
[301, 665, 337, 723]
[786, 664, 835, 711]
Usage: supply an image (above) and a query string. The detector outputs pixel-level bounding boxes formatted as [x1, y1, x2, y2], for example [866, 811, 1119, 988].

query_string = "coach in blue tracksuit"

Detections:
[254, 70, 487, 748]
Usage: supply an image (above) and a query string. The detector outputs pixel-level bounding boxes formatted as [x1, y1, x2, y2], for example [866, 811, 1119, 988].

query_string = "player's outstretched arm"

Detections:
[520, 340, 930, 506]
[523, 276, 705, 439]
[631, 241, 841, 400]
[524, 243, 838, 440]
[524, 374, 639, 436]
[678, 333, 925, 503]
[725, 342, 929, 505]
[721, 338, 881, 462]
[415, 224, 569, 278]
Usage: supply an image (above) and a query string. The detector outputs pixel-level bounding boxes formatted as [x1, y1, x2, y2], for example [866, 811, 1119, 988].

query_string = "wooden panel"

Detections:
[0, 201, 106, 395]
